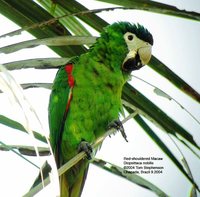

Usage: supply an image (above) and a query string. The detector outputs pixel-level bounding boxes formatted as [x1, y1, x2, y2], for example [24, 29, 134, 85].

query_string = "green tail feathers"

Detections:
[60, 162, 89, 197]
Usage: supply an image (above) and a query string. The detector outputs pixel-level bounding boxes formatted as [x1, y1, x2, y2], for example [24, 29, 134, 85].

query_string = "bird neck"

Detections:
[89, 36, 127, 72]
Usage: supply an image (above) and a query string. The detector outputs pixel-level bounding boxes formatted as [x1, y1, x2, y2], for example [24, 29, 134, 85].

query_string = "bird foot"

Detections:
[78, 140, 93, 160]
[108, 119, 128, 142]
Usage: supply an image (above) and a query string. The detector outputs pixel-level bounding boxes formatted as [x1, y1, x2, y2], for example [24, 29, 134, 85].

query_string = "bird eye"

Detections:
[128, 35, 134, 41]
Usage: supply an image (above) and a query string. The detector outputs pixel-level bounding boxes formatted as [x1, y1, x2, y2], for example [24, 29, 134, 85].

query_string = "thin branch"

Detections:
[23, 112, 138, 197]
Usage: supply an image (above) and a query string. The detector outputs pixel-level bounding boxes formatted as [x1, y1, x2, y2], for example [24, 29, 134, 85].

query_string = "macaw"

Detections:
[49, 22, 153, 197]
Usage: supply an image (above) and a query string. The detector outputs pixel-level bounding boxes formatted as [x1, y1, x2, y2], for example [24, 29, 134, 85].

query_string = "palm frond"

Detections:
[0, 0, 199, 196]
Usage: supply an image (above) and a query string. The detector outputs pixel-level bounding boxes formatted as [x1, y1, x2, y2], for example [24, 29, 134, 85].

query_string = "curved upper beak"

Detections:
[122, 38, 152, 72]
[138, 45, 152, 65]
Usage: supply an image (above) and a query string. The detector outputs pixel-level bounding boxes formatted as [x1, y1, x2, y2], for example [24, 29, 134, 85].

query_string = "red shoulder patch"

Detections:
[64, 64, 74, 112]
[64, 64, 75, 88]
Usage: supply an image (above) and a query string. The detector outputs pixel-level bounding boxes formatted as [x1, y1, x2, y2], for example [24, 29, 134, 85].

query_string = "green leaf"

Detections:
[37, 0, 92, 36]
[0, 83, 51, 93]
[153, 88, 172, 100]
[0, 0, 86, 57]
[97, 0, 200, 21]
[122, 83, 199, 150]
[48, 0, 108, 32]
[0, 36, 97, 54]
[92, 158, 169, 197]
[0, 141, 40, 169]
[0, 115, 47, 143]
[3, 58, 69, 70]
[131, 114, 199, 191]
[149, 56, 200, 103]
[0, 144, 50, 156]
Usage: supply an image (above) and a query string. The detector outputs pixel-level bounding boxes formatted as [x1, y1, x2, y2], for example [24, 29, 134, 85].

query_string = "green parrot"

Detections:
[49, 22, 153, 197]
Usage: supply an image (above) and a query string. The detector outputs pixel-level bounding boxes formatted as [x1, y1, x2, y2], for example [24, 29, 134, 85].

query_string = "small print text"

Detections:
[123, 156, 164, 174]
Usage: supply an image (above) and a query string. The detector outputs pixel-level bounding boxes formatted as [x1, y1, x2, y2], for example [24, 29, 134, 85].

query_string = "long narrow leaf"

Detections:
[0, 83, 51, 93]
[20, 83, 52, 91]
[0, 83, 52, 93]
[0, 36, 97, 54]
[49, 0, 108, 32]
[97, 0, 200, 21]
[149, 56, 200, 103]
[0, 0, 86, 57]
[37, 0, 92, 36]
[92, 158, 169, 197]
[132, 75, 200, 131]
[128, 112, 199, 191]
[0, 144, 49, 156]
[0, 115, 46, 143]
[122, 83, 199, 150]
[0, 141, 40, 169]
[3, 58, 69, 70]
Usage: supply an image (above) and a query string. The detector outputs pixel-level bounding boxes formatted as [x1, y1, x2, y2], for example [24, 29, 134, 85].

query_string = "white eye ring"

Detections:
[125, 33, 135, 42]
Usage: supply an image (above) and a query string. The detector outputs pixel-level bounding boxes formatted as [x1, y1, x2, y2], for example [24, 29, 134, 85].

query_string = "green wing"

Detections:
[49, 66, 70, 155]
[49, 56, 78, 165]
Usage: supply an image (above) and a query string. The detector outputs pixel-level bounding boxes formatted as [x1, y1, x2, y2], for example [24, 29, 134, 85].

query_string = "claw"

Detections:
[108, 119, 128, 142]
[78, 140, 93, 160]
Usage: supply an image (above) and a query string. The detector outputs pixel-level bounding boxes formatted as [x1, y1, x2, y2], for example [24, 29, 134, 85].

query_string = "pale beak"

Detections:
[122, 44, 152, 72]
[138, 45, 152, 65]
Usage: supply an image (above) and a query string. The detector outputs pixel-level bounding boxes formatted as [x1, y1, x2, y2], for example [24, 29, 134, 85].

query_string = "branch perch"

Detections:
[23, 112, 138, 197]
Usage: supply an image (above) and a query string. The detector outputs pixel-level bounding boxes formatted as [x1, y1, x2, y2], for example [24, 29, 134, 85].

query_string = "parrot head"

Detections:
[120, 23, 153, 72]
[92, 22, 153, 74]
